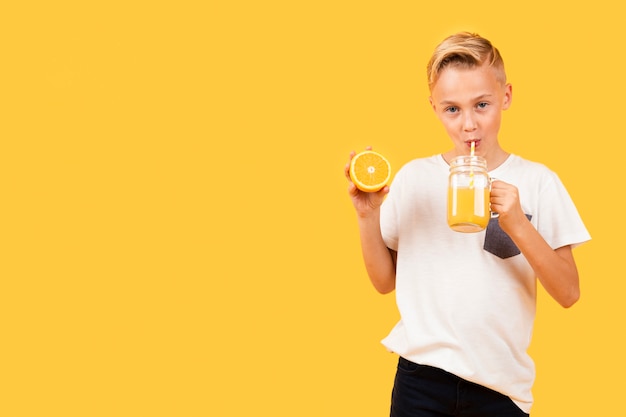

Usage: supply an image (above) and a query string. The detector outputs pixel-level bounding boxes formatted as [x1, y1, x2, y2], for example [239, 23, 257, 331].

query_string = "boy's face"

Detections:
[429, 63, 512, 159]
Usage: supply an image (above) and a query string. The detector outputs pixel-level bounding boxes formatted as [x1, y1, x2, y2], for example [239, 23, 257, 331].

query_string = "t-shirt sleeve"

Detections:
[380, 169, 401, 252]
[536, 171, 591, 249]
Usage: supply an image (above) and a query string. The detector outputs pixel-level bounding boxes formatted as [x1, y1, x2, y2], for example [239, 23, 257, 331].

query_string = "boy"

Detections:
[345, 32, 590, 416]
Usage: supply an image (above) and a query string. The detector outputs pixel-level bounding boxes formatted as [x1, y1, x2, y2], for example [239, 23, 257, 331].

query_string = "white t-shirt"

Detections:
[380, 154, 590, 413]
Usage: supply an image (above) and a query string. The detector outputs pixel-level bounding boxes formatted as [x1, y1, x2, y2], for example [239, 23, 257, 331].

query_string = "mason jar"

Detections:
[447, 155, 491, 233]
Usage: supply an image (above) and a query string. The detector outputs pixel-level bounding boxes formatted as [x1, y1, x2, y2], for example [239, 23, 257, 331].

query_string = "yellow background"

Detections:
[0, 1, 621, 416]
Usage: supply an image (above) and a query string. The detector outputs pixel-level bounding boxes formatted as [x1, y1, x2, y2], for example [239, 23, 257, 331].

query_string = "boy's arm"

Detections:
[356, 209, 397, 294]
[345, 151, 396, 294]
[490, 181, 580, 308]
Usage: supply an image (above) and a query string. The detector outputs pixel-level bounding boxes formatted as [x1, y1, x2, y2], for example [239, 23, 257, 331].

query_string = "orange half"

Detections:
[349, 150, 391, 192]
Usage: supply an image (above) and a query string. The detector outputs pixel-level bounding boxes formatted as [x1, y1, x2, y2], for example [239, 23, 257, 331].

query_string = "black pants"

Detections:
[391, 357, 529, 417]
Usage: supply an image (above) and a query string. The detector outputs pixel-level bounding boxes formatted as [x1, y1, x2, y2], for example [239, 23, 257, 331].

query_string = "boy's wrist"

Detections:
[357, 209, 381, 223]
[502, 213, 534, 242]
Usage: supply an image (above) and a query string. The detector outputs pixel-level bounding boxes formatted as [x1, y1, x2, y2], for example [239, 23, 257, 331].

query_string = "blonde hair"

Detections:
[426, 32, 506, 91]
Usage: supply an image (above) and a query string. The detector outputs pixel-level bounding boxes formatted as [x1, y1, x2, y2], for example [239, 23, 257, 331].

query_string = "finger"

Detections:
[347, 181, 360, 196]
[489, 182, 511, 197]
[345, 151, 356, 180]
[489, 196, 506, 212]
[490, 193, 506, 203]
[490, 180, 506, 191]
[489, 189, 503, 201]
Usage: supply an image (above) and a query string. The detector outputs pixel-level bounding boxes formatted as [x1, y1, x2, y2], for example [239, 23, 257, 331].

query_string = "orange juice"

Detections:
[447, 186, 490, 232]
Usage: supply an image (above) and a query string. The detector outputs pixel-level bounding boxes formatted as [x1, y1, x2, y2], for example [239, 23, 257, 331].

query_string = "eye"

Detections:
[477, 102, 489, 109]
[445, 106, 459, 114]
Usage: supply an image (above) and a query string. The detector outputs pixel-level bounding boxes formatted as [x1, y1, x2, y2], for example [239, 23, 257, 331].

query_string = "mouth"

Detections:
[466, 140, 481, 148]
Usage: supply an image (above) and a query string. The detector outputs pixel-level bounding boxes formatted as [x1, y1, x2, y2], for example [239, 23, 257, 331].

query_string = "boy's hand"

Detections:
[345, 148, 390, 218]
[490, 180, 529, 236]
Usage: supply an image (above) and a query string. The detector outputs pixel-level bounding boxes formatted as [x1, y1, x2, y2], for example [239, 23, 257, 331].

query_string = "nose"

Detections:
[462, 113, 477, 132]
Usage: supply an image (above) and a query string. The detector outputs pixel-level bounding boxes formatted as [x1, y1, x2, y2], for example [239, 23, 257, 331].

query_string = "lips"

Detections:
[466, 140, 480, 148]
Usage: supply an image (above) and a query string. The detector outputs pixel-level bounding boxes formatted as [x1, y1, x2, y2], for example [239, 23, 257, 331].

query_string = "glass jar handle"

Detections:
[489, 177, 499, 218]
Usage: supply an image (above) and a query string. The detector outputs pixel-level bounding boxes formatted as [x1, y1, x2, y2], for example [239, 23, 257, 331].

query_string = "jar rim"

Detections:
[449, 155, 487, 168]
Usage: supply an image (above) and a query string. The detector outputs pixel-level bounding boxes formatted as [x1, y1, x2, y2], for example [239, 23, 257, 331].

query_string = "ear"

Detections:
[428, 96, 436, 112]
[502, 83, 512, 110]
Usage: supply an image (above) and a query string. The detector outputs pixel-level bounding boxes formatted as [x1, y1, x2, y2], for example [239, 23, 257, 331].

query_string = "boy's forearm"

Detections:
[357, 213, 396, 294]
[508, 220, 580, 308]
